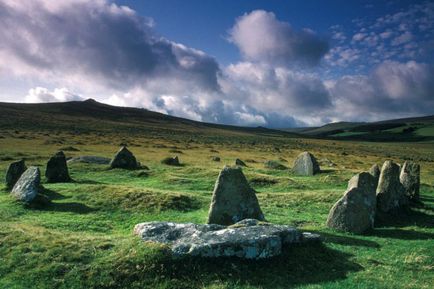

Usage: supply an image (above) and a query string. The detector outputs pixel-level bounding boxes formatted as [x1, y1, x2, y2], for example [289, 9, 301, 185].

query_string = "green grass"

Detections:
[1, 129, 434, 289]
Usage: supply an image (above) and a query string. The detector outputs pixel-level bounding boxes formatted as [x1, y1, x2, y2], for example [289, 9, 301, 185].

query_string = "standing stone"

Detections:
[45, 151, 71, 182]
[110, 146, 139, 169]
[369, 164, 381, 185]
[235, 158, 247, 167]
[292, 152, 320, 176]
[5, 159, 27, 189]
[400, 161, 420, 201]
[208, 166, 265, 225]
[376, 161, 408, 213]
[11, 167, 40, 203]
[327, 172, 376, 234]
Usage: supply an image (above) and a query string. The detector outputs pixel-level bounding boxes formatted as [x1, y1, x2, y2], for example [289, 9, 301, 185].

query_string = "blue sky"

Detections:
[0, 0, 433, 127]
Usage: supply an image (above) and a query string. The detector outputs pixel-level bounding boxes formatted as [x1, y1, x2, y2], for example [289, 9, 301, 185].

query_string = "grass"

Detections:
[0, 125, 434, 288]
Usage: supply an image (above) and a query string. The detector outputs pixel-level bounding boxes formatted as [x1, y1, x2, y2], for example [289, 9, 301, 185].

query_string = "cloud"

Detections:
[0, 0, 221, 92]
[228, 10, 329, 66]
[25, 87, 82, 103]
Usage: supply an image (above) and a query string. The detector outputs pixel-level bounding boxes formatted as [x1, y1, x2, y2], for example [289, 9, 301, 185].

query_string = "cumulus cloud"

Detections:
[229, 10, 329, 66]
[25, 87, 82, 103]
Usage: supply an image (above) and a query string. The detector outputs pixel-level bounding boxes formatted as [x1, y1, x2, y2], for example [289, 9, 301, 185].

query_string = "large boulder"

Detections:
[11, 167, 40, 203]
[68, 156, 111, 165]
[292, 152, 320, 176]
[400, 161, 420, 201]
[45, 151, 71, 183]
[208, 166, 265, 225]
[5, 159, 27, 189]
[327, 172, 377, 234]
[376, 161, 408, 213]
[134, 219, 321, 259]
[369, 164, 381, 186]
[110, 146, 139, 169]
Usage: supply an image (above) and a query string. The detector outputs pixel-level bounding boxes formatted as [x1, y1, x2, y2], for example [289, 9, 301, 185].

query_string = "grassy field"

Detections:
[0, 129, 433, 289]
[0, 101, 433, 289]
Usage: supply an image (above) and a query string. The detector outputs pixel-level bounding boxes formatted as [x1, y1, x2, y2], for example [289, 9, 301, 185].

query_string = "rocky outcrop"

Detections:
[400, 161, 420, 201]
[45, 151, 71, 183]
[376, 160, 408, 213]
[134, 219, 321, 259]
[110, 146, 140, 169]
[207, 166, 265, 225]
[11, 167, 41, 203]
[327, 172, 376, 234]
[5, 159, 27, 189]
[292, 152, 320, 176]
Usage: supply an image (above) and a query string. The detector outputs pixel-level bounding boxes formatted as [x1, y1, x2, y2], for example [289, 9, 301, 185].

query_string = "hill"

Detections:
[285, 116, 434, 142]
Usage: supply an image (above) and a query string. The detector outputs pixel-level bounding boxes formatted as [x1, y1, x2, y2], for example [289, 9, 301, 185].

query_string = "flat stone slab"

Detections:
[134, 219, 321, 259]
[68, 156, 111, 165]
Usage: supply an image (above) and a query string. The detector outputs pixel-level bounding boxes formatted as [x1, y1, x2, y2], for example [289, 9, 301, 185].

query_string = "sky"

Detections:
[0, 0, 433, 128]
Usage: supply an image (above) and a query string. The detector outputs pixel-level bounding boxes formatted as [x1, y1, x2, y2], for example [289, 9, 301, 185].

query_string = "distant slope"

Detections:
[287, 116, 434, 142]
[0, 99, 298, 138]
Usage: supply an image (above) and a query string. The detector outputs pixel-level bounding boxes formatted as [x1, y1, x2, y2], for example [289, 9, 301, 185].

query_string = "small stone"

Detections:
[376, 160, 408, 213]
[45, 151, 71, 183]
[264, 160, 287, 170]
[208, 166, 265, 225]
[327, 172, 376, 234]
[11, 167, 41, 203]
[211, 156, 221, 162]
[161, 156, 180, 166]
[400, 161, 420, 201]
[5, 159, 27, 189]
[110, 146, 139, 169]
[292, 152, 320, 176]
[235, 158, 247, 167]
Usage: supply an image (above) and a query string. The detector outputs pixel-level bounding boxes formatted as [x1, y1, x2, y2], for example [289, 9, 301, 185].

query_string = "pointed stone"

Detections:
[292, 152, 320, 176]
[376, 160, 408, 213]
[207, 166, 265, 225]
[235, 158, 247, 167]
[11, 167, 40, 203]
[400, 161, 420, 201]
[45, 151, 71, 182]
[110, 146, 139, 169]
[327, 172, 376, 234]
[5, 159, 27, 189]
[369, 164, 380, 186]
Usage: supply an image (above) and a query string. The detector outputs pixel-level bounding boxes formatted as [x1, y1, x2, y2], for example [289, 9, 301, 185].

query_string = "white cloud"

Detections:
[25, 87, 82, 103]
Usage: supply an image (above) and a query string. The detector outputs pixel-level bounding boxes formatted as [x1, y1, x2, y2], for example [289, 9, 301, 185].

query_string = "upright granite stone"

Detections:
[400, 161, 420, 201]
[134, 219, 321, 259]
[45, 151, 71, 183]
[327, 172, 376, 234]
[235, 158, 247, 167]
[369, 164, 381, 185]
[5, 159, 27, 189]
[11, 167, 40, 203]
[208, 166, 265, 225]
[110, 146, 139, 169]
[292, 152, 320, 176]
[376, 160, 408, 213]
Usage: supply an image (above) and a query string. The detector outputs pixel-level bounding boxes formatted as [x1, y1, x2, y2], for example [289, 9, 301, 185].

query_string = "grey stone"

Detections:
[369, 164, 381, 186]
[11, 167, 40, 203]
[5, 159, 27, 189]
[235, 158, 247, 167]
[264, 160, 287, 170]
[376, 161, 408, 213]
[211, 156, 221, 162]
[161, 156, 180, 166]
[45, 151, 71, 183]
[208, 166, 265, 225]
[292, 152, 320, 176]
[134, 219, 321, 259]
[110, 146, 139, 169]
[68, 156, 111, 165]
[400, 161, 420, 201]
[327, 172, 376, 234]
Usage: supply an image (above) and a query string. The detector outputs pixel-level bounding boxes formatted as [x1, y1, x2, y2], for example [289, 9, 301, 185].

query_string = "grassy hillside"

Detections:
[285, 116, 434, 142]
[0, 101, 433, 289]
